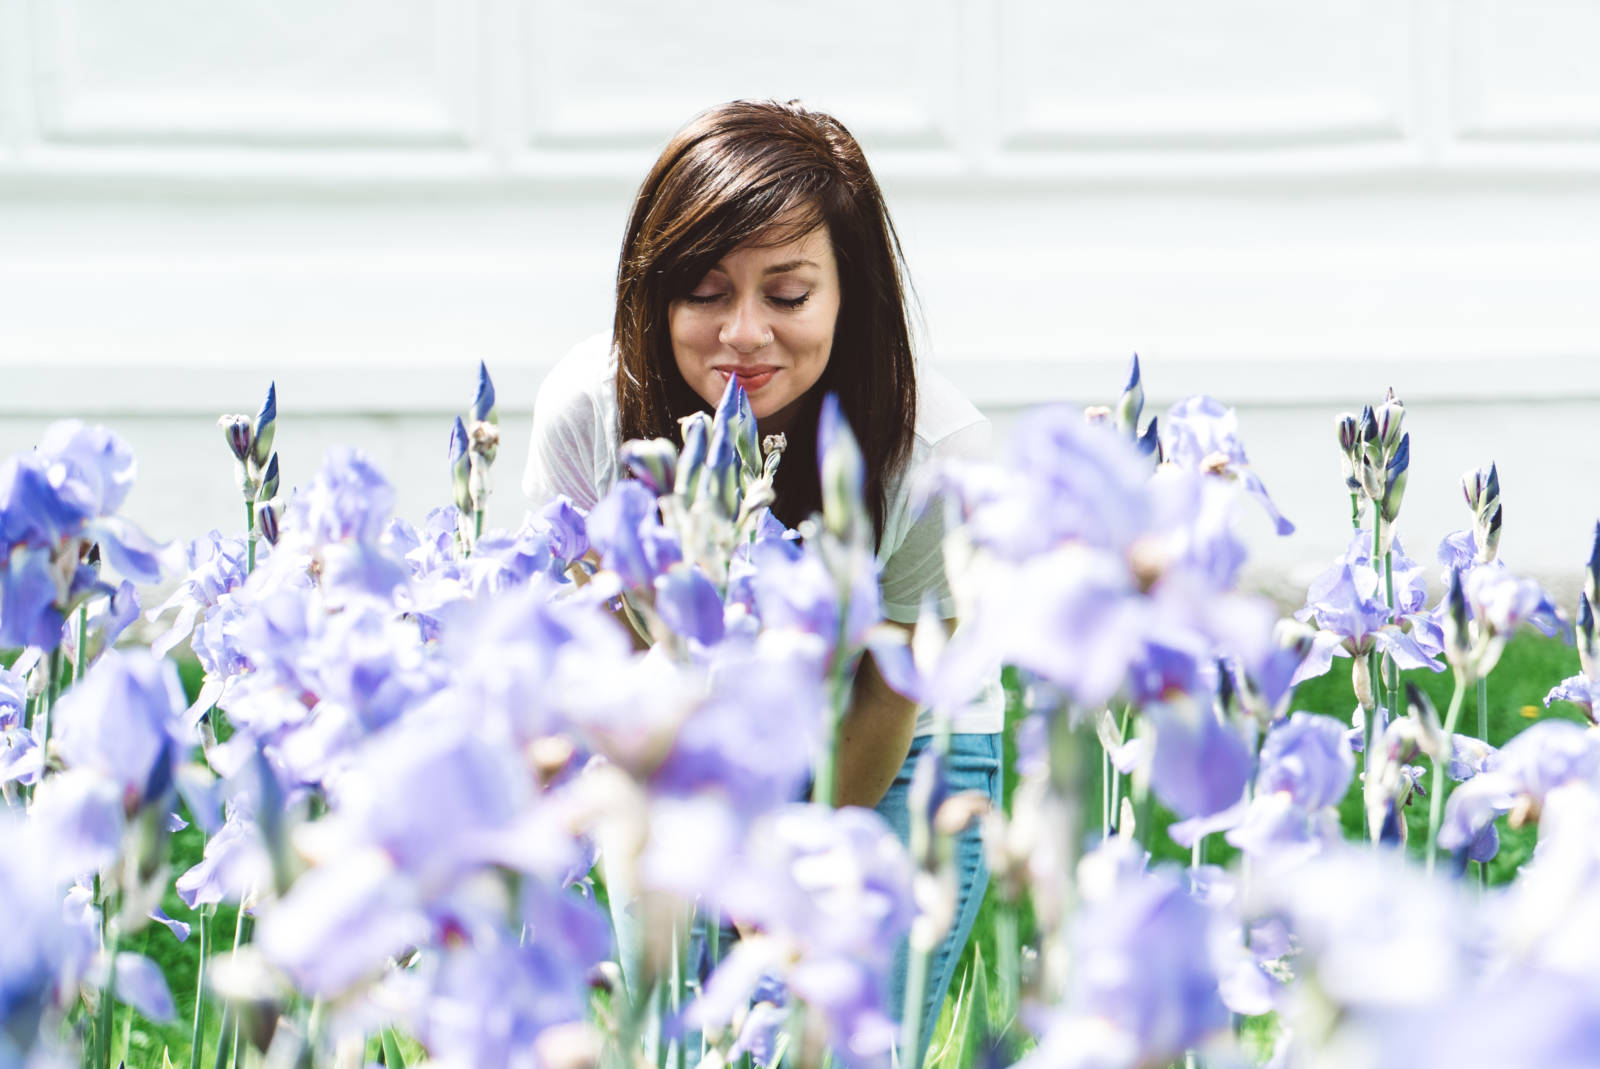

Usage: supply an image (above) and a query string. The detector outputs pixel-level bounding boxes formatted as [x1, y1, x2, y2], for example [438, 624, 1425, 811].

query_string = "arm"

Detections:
[831, 622, 919, 808]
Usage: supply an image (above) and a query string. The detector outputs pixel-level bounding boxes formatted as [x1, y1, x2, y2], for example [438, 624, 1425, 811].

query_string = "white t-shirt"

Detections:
[523, 332, 1004, 736]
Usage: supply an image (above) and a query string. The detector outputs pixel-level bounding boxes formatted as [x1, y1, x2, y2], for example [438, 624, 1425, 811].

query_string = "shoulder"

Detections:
[523, 332, 620, 505]
[909, 361, 991, 465]
[536, 332, 617, 416]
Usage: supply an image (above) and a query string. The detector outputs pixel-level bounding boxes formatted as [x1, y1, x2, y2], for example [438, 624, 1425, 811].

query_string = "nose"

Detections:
[718, 295, 773, 353]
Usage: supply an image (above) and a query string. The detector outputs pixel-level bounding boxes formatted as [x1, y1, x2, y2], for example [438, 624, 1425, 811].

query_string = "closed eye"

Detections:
[770, 292, 810, 309]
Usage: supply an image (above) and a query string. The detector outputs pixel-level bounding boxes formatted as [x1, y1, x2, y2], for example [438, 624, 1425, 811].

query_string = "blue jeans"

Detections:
[874, 732, 1002, 1062]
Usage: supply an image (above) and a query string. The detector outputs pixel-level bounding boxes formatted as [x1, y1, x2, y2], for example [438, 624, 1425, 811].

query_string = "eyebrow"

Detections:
[761, 259, 817, 275]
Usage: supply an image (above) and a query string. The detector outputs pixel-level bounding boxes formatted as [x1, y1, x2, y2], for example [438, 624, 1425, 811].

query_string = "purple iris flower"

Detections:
[653, 562, 726, 646]
[1023, 857, 1229, 1069]
[0, 452, 91, 547]
[33, 420, 138, 519]
[1144, 699, 1253, 822]
[588, 481, 682, 590]
[535, 495, 589, 569]
[1148, 468, 1249, 592]
[983, 546, 1146, 710]
[105, 952, 176, 1023]
[1546, 674, 1600, 723]
[1465, 562, 1565, 640]
[255, 850, 431, 998]
[0, 426, 170, 644]
[1439, 720, 1600, 856]
[409, 903, 609, 1069]
[174, 809, 271, 909]
[748, 536, 880, 662]
[0, 817, 77, 1063]
[1437, 528, 1478, 576]
[25, 769, 123, 881]
[52, 650, 189, 810]
[287, 448, 396, 545]
[1174, 712, 1352, 860]
[1257, 712, 1355, 809]
[941, 407, 1153, 560]
[1292, 545, 1444, 684]
[647, 642, 825, 815]
[1160, 395, 1293, 536]
[149, 530, 249, 656]
[696, 805, 914, 1069]
[0, 665, 24, 732]
[0, 546, 64, 650]
[316, 718, 582, 897]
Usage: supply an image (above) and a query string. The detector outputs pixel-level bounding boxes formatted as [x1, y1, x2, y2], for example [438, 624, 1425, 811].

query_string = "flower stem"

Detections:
[994, 902, 1019, 1027]
[901, 938, 931, 1069]
[812, 656, 852, 806]
[1349, 492, 1361, 529]
[1476, 677, 1488, 743]
[244, 503, 256, 574]
[40, 646, 65, 763]
[1425, 674, 1469, 875]
[1382, 550, 1400, 716]
[75, 603, 88, 683]
[671, 912, 687, 1069]
[189, 906, 213, 1069]
[98, 943, 117, 1069]
[1101, 745, 1111, 839]
[1109, 706, 1131, 831]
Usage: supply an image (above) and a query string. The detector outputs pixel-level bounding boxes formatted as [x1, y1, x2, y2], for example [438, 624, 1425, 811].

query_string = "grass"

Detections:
[73, 632, 1590, 1066]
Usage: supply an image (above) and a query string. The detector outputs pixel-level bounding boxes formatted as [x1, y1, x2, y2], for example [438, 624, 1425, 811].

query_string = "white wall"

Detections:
[3, 0, 1599, 604]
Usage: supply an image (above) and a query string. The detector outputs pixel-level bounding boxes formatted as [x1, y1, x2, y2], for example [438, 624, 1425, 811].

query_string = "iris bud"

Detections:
[448, 417, 472, 514]
[761, 433, 787, 482]
[1578, 593, 1597, 683]
[469, 454, 490, 514]
[1379, 433, 1409, 527]
[1443, 566, 1472, 674]
[1135, 417, 1161, 462]
[249, 382, 276, 478]
[1461, 462, 1501, 563]
[1373, 387, 1405, 454]
[818, 394, 869, 546]
[471, 361, 497, 425]
[218, 415, 252, 464]
[258, 452, 279, 503]
[1404, 682, 1447, 761]
[1357, 404, 1378, 449]
[1585, 522, 1600, 615]
[255, 501, 281, 547]
[620, 438, 678, 498]
[468, 419, 500, 468]
[1115, 353, 1144, 434]
[698, 417, 741, 520]
[1336, 413, 1362, 493]
[675, 413, 712, 503]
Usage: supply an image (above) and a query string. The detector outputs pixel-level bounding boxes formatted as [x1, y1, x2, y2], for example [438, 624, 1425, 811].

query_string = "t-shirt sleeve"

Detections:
[877, 418, 992, 625]
[522, 350, 607, 512]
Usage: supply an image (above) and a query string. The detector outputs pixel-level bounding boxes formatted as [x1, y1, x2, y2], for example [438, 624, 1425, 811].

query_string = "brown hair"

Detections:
[613, 99, 918, 540]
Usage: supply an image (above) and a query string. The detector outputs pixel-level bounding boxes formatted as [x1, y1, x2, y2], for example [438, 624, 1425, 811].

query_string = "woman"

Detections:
[522, 99, 1003, 1059]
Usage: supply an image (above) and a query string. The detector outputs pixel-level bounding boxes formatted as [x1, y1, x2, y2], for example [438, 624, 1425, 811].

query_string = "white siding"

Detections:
[2, 0, 1597, 599]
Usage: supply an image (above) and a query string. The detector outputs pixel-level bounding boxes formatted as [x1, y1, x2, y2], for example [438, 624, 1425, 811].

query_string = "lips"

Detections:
[715, 365, 778, 391]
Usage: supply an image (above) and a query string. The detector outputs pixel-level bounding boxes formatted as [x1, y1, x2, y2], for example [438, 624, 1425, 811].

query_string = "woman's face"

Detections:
[667, 223, 841, 435]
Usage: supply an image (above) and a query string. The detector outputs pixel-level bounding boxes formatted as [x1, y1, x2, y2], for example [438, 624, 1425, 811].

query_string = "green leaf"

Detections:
[964, 943, 991, 1056]
[163, 1048, 178, 1069]
[381, 1029, 409, 1068]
